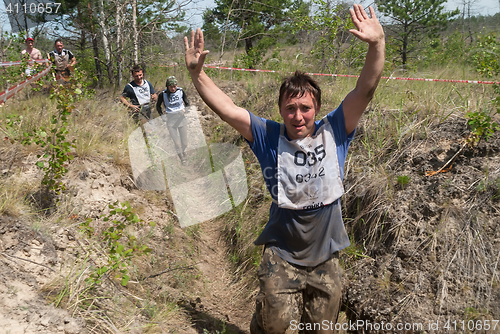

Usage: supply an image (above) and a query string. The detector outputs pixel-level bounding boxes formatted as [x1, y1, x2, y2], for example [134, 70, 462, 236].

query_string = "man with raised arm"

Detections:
[185, 4, 385, 333]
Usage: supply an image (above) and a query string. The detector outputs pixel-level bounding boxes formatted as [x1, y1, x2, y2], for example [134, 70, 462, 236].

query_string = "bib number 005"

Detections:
[293, 144, 326, 166]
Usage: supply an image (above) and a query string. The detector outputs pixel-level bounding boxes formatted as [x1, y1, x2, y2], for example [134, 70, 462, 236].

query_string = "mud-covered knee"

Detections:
[255, 293, 296, 334]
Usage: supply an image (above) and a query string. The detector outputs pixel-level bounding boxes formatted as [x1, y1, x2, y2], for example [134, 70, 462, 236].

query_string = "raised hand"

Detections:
[349, 4, 385, 46]
[184, 28, 210, 74]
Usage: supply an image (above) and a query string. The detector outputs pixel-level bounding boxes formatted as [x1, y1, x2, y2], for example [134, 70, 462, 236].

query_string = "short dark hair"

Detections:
[54, 39, 63, 45]
[131, 65, 143, 74]
[278, 71, 321, 109]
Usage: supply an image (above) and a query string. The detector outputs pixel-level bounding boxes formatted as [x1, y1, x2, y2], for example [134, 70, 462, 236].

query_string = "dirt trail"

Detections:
[189, 220, 253, 333]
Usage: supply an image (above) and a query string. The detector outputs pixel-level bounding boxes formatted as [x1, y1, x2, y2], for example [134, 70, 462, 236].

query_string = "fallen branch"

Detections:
[141, 264, 197, 281]
[0, 252, 56, 272]
[426, 140, 468, 177]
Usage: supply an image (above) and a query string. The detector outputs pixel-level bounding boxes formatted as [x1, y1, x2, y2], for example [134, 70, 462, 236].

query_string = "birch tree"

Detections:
[97, 0, 114, 83]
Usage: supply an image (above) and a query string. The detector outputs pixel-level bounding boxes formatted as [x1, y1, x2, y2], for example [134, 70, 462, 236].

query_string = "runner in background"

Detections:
[156, 76, 190, 163]
[48, 39, 76, 81]
[21, 37, 43, 76]
[121, 65, 157, 124]
[184, 4, 385, 333]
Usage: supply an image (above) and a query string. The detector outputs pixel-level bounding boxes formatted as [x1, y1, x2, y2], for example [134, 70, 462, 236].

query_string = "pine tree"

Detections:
[378, 0, 459, 66]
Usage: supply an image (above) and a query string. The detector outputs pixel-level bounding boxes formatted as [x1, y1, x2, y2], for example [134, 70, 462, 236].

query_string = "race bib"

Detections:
[53, 52, 69, 71]
[129, 81, 151, 106]
[163, 89, 184, 113]
[277, 118, 344, 210]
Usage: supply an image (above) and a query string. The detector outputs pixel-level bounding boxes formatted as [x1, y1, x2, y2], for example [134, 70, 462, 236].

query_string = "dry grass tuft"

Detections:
[0, 175, 38, 216]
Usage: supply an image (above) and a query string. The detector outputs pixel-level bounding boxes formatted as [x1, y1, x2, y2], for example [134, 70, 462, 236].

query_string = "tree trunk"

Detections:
[92, 35, 103, 85]
[97, 0, 114, 84]
[88, 1, 103, 85]
[0, 18, 4, 62]
[467, 3, 473, 44]
[402, 24, 408, 66]
[132, 0, 139, 65]
[245, 38, 253, 55]
[115, 0, 126, 86]
[77, 6, 86, 52]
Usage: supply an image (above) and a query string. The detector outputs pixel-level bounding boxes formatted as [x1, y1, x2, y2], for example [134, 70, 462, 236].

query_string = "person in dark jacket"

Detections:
[121, 65, 157, 124]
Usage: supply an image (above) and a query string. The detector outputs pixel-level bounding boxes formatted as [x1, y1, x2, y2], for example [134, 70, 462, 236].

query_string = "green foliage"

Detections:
[233, 48, 265, 70]
[378, 0, 460, 65]
[72, 48, 99, 87]
[201, 9, 226, 50]
[206, 0, 307, 68]
[466, 34, 500, 144]
[80, 201, 155, 287]
[470, 32, 500, 77]
[0, 31, 25, 61]
[186, 224, 201, 239]
[4, 64, 94, 198]
[341, 233, 369, 267]
[493, 84, 500, 114]
[418, 31, 469, 68]
[203, 321, 228, 334]
[0, 34, 28, 91]
[1, 114, 23, 142]
[397, 175, 410, 189]
[0, 66, 23, 92]
[22, 79, 74, 194]
[0, 32, 54, 92]
[465, 110, 500, 144]
[292, 0, 358, 72]
[136, 0, 187, 33]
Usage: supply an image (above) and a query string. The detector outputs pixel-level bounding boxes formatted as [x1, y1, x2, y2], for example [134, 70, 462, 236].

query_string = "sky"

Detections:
[187, 0, 499, 27]
[1, 0, 499, 35]
[447, 0, 500, 14]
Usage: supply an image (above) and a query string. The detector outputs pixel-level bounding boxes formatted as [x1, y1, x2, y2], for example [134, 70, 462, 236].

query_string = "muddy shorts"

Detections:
[250, 247, 342, 334]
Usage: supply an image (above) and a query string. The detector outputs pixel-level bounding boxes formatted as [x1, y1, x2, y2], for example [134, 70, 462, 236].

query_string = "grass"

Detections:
[0, 176, 37, 216]
[38, 207, 195, 333]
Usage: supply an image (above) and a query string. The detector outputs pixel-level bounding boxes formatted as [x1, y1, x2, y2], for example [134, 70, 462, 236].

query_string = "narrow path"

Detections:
[192, 219, 253, 333]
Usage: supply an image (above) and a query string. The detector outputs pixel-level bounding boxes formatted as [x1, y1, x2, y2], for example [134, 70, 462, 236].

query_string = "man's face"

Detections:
[279, 91, 319, 140]
[132, 70, 144, 84]
[26, 41, 34, 49]
[167, 85, 177, 93]
[55, 42, 63, 53]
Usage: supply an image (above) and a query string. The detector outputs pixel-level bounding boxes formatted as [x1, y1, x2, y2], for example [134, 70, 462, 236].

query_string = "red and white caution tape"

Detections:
[0, 59, 50, 67]
[0, 65, 52, 103]
[203, 65, 500, 85]
[204, 65, 278, 74]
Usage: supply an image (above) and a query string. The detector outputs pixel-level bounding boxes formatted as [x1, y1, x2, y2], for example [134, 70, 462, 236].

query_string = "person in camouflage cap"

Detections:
[156, 76, 190, 163]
